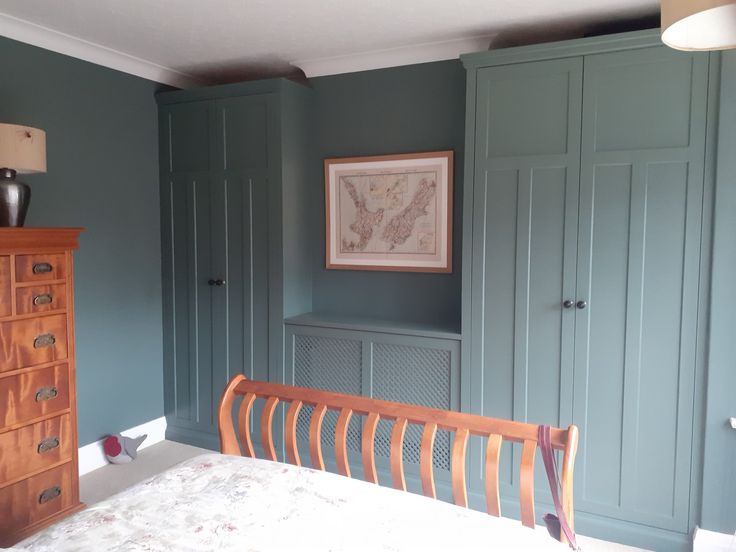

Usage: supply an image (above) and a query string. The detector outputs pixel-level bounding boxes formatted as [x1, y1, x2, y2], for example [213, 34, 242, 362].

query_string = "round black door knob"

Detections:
[563, 299, 574, 309]
[576, 300, 587, 309]
[208, 279, 226, 287]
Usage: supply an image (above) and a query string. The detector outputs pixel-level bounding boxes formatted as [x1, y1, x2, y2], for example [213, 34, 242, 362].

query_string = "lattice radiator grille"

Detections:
[294, 335, 363, 451]
[290, 334, 454, 471]
[372, 343, 452, 470]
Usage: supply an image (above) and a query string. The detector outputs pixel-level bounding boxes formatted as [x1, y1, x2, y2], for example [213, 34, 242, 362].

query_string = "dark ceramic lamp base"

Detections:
[0, 168, 31, 227]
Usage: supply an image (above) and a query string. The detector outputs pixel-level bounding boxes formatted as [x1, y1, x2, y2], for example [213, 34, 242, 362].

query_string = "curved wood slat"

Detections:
[309, 404, 328, 470]
[260, 396, 279, 461]
[560, 425, 579, 542]
[451, 427, 469, 507]
[218, 374, 247, 455]
[520, 438, 537, 529]
[237, 392, 257, 457]
[335, 408, 353, 477]
[390, 418, 408, 491]
[420, 423, 438, 498]
[485, 434, 503, 516]
[362, 412, 380, 484]
[285, 400, 303, 466]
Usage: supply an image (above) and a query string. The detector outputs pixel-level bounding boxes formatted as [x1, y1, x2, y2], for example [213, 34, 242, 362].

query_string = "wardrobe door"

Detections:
[161, 101, 217, 436]
[470, 58, 582, 497]
[161, 96, 272, 442]
[573, 47, 708, 531]
[210, 96, 272, 391]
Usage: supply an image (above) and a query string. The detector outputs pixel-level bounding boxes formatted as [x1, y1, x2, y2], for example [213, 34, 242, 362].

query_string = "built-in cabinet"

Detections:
[157, 80, 314, 448]
[284, 314, 461, 487]
[157, 29, 721, 552]
[462, 32, 712, 550]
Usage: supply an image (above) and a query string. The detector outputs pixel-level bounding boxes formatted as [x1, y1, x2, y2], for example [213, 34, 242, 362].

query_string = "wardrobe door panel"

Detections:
[483, 69, 573, 157]
[524, 166, 571, 426]
[636, 161, 691, 518]
[209, 175, 270, 387]
[220, 97, 270, 171]
[574, 47, 708, 530]
[471, 58, 582, 497]
[166, 102, 211, 172]
[589, 55, 694, 152]
[165, 174, 214, 428]
[577, 163, 633, 508]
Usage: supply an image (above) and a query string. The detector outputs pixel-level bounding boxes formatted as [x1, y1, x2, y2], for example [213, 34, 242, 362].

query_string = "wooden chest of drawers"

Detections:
[0, 228, 84, 546]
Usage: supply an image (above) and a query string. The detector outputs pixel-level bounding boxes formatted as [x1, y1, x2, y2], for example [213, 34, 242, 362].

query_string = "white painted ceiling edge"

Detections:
[0, 13, 205, 88]
[0, 11, 494, 88]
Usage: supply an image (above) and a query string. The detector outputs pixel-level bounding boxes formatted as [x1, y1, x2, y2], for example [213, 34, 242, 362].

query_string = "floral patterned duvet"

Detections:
[13, 453, 566, 551]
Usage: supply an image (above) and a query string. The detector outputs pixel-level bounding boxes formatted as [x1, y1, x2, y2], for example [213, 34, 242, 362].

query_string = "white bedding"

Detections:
[15, 453, 567, 551]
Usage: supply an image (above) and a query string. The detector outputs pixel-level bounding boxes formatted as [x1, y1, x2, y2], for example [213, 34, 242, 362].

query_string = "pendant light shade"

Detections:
[662, 0, 736, 51]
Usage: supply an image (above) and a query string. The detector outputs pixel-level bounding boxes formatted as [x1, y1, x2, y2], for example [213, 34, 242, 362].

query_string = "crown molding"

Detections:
[0, 12, 205, 89]
[294, 34, 496, 78]
[0, 11, 494, 86]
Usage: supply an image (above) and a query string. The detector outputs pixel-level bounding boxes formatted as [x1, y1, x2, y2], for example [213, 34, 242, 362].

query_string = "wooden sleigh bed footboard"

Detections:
[218, 375, 579, 544]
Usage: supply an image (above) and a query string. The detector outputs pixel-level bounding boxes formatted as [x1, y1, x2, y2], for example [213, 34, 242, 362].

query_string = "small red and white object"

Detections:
[103, 434, 147, 464]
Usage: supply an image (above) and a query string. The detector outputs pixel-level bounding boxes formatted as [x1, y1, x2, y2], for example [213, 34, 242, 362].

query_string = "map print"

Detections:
[339, 171, 438, 255]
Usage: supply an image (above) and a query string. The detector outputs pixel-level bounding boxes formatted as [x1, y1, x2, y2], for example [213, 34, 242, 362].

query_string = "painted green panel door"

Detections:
[163, 172, 214, 430]
[210, 95, 272, 395]
[161, 94, 272, 444]
[573, 46, 708, 531]
[470, 58, 582, 501]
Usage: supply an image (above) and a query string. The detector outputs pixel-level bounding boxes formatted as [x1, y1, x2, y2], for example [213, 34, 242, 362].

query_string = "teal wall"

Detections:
[310, 61, 465, 329]
[0, 37, 164, 446]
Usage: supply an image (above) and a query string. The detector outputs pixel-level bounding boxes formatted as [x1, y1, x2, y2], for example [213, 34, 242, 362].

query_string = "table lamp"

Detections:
[0, 123, 46, 227]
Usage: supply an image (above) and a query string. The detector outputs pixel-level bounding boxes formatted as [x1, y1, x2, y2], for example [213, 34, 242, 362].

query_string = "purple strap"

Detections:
[539, 424, 579, 550]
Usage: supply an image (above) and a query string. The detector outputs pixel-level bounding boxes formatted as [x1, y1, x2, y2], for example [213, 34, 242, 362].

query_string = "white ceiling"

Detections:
[0, 0, 659, 88]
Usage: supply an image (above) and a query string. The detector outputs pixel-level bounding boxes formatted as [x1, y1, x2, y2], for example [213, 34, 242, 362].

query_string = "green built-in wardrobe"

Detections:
[461, 31, 714, 551]
[157, 79, 315, 449]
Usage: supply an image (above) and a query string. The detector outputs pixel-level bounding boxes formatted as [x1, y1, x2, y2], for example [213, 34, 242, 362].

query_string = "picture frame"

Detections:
[325, 150, 453, 273]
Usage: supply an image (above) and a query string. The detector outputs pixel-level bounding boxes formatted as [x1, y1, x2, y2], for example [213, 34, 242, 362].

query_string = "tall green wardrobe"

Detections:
[461, 30, 714, 551]
[157, 79, 315, 449]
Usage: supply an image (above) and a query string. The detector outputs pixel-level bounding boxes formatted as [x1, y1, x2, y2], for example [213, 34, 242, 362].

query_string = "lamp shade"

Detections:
[0, 123, 46, 174]
[662, 0, 736, 51]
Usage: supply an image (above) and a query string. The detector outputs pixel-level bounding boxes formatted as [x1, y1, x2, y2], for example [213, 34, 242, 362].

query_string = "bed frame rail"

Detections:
[218, 375, 579, 542]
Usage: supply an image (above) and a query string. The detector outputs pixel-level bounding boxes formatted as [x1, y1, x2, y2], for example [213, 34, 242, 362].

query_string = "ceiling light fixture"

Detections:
[661, 0, 736, 51]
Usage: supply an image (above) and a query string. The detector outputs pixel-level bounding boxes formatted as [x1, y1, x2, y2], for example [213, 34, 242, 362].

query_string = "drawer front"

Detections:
[15, 254, 67, 283]
[0, 314, 68, 372]
[0, 256, 9, 318]
[0, 463, 73, 536]
[15, 284, 67, 316]
[0, 365, 70, 427]
[0, 414, 72, 485]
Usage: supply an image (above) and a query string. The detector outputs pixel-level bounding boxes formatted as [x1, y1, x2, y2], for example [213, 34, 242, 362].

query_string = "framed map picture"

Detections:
[325, 150, 453, 273]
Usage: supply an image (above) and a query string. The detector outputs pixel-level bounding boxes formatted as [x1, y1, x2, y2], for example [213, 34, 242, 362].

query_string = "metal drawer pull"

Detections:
[38, 436, 60, 454]
[33, 333, 56, 348]
[35, 386, 59, 402]
[33, 294, 53, 306]
[38, 486, 61, 504]
[32, 262, 53, 274]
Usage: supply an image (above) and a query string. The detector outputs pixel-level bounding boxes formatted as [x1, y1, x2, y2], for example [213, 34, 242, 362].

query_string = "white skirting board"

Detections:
[78, 417, 168, 476]
[693, 527, 736, 552]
